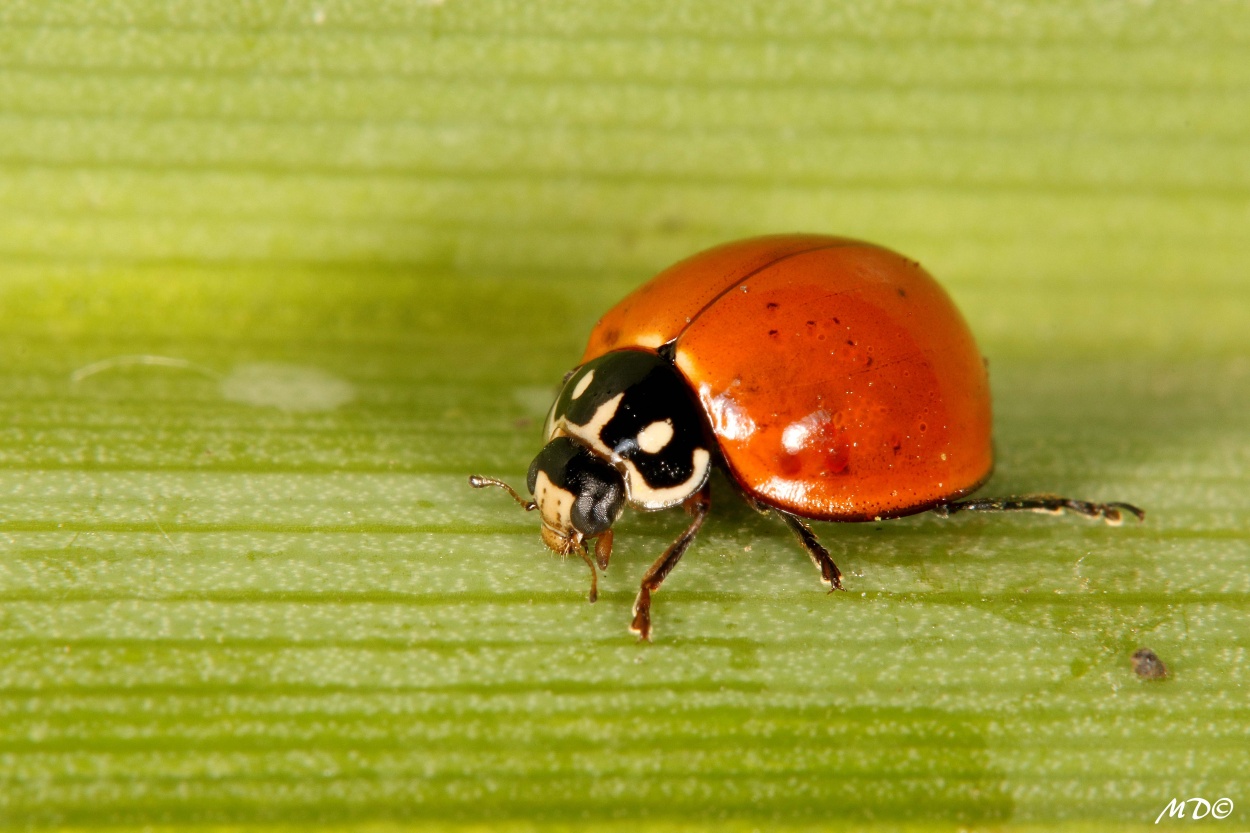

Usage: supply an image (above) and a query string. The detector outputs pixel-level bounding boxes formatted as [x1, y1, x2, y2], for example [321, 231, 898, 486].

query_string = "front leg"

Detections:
[593, 529, 614, 571]
[630, 482, 712, 641]
[574, 541, 599, 604]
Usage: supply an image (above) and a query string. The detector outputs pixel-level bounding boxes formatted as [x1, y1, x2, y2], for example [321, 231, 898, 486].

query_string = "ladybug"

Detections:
[471, 234, 1143, 640]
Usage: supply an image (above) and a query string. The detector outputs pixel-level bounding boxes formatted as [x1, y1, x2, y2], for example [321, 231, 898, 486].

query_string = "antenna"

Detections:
[468, 475, 537, 512]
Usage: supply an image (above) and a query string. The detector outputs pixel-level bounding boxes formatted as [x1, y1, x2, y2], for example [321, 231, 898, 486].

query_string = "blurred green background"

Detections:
[1, 2, 1247, 830]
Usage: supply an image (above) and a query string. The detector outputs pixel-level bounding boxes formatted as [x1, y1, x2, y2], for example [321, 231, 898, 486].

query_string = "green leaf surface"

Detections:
[1, 2, 1247, 830]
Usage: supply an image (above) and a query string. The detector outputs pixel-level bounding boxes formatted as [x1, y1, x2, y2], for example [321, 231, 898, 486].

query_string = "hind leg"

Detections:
[933, 495, 1144, 525]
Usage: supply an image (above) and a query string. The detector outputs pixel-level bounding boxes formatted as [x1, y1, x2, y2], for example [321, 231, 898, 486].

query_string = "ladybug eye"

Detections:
[527, 437, 626, 537]
[569, 472, 624, 537]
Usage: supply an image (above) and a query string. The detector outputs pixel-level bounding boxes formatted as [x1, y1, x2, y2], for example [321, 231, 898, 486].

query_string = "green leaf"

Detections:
[1, 1, 1247, 830]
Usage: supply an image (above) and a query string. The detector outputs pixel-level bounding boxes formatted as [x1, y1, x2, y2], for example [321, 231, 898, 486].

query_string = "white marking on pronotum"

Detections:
[636, 419, 674, 454]
[555, 394, 710, 511]
[578, 394, 624, 449]
[570, 369, 595, 399]
[623, 448, 712, 510]
[551, 393, 626, 465]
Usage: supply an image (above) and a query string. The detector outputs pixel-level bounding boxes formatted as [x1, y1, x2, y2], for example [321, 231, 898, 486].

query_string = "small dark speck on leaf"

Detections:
[1131, 647, 1169, 680]
[657, 215, 686, 233]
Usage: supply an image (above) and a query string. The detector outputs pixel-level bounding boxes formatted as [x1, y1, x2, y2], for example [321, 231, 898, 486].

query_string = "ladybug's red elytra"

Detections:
[471, 234, 1144, 640]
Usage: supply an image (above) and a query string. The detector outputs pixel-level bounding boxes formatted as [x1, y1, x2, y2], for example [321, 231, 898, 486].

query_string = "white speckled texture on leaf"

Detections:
[1, 1, 1247, 830]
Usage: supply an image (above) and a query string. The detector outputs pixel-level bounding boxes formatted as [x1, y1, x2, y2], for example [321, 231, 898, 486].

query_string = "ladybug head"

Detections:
[526, 436, 626, 554]
[468, 436, 626, 558]
[471, 348, 711, 562]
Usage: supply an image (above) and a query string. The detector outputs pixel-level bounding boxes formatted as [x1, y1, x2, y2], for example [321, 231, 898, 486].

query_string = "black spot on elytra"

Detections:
[768, 329, 779, 337]
[897, 288, 907, 298]
[766, 302, 780, 311]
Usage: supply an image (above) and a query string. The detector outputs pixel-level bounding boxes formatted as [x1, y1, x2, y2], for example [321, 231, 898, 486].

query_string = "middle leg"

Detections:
[777, 511, 843, 590]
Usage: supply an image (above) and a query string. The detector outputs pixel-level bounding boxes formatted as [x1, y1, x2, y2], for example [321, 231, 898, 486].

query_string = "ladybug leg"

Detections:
[932, 495, 1145, 526]
[594, 529, 614, 571]
[630, 482, 712, 642]
[777, 512, 844, 591]
[575, 540, 599, 604]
